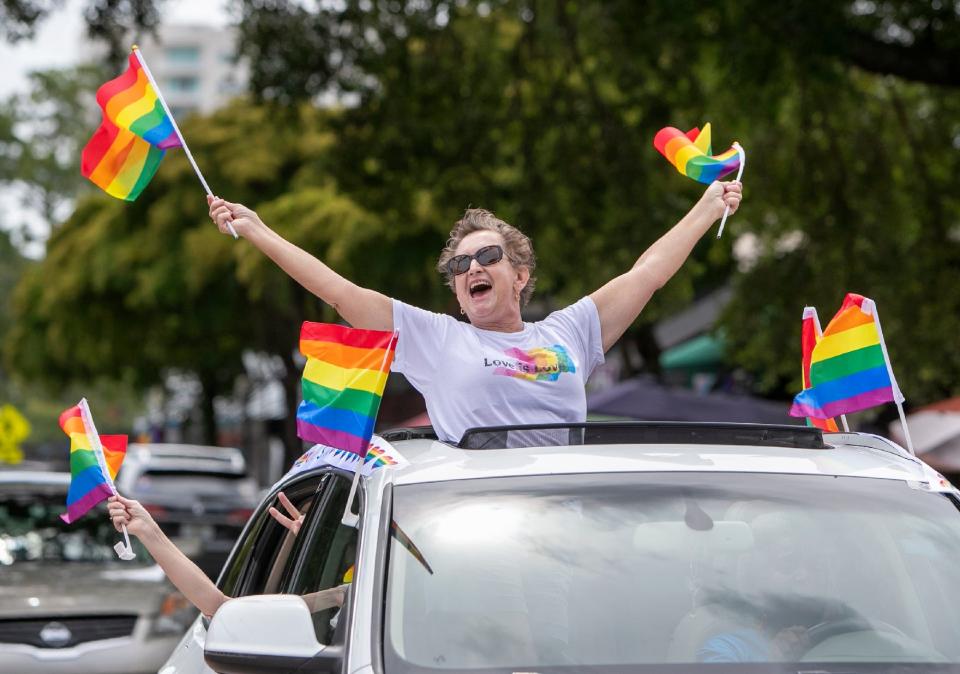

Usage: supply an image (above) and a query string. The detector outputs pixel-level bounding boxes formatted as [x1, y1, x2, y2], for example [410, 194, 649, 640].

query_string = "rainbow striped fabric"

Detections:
[800, 307, 839, 432]
[296, 322, 398, 456]
[653, 123, 741, 184]
[790, 294, 903, 420]
[81, 49, 181, 201]
[60, 402, 128, 524]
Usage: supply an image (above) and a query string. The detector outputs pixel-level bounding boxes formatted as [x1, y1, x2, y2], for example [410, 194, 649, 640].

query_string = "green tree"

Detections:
[0, 65, 109, 247]
[2, 0, 165, 64]
[230, 0, 960, 405]
[5, 101, 395, 461]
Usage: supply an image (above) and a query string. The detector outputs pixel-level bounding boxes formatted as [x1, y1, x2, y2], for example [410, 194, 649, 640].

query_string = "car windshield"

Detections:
[0, 490, 151, 565]
[385, 472, 960, 673]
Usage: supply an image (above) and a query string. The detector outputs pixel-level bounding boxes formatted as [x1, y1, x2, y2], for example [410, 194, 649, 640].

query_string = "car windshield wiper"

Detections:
[390, 520, 434, 575]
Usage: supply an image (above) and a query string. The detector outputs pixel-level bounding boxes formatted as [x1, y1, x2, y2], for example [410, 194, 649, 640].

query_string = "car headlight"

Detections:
[149, 590, 196, 636]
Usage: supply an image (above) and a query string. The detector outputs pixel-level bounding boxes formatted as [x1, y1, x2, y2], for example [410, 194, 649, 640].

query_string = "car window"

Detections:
[282, 474, 358, 645]
[218, 475, 326, 598]
[0, 490, 152, 566]
[385, 473, 960, 672]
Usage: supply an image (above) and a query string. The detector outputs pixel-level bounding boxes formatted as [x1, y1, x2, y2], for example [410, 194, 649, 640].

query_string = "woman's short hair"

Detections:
[437, 208, 537, 306]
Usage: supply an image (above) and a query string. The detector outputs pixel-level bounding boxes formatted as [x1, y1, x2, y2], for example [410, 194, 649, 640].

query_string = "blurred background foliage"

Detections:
[1, 0, 959, 452]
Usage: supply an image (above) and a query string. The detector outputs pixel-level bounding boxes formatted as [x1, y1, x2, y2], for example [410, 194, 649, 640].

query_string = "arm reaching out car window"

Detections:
[108, 494, 228, 618]
[109, 492, 347, 618]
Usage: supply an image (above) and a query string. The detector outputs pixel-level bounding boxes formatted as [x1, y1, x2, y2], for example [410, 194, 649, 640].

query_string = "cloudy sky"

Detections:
[0, 0, 231, 97]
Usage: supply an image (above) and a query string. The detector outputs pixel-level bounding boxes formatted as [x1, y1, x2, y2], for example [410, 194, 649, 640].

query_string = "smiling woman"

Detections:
[207, 180, 742, 444]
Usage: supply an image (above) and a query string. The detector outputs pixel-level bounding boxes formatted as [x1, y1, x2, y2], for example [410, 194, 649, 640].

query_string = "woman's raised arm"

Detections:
[208, 196, 393, 331]
[589, 181, 742, 352]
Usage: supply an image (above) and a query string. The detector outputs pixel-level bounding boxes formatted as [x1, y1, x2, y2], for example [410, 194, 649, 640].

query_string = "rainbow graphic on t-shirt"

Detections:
[492, 345, 576, 382]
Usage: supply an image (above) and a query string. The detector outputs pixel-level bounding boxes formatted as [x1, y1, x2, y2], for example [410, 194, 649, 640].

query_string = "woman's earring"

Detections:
[460, 307, 466, 315]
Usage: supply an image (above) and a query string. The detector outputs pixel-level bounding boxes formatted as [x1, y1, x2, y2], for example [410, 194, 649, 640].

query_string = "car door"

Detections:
[158, 471, 330, 674]
[279, 471, 360, 648]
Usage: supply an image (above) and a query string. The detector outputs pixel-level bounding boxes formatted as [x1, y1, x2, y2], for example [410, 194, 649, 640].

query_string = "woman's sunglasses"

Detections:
[445, 244, 504, 276]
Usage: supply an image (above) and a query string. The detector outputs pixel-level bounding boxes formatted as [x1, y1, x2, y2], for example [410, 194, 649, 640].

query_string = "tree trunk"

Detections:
[198, 374, 219, 446]
[280, 350, 302, 468]
[634, 324, 663, 382]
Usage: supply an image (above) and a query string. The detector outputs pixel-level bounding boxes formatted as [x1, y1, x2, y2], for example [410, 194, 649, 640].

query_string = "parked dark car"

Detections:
[115, 443, 259, 578]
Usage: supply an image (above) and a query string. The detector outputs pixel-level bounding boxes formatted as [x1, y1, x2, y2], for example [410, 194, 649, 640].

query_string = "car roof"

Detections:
[124, 443, 246, 474]
[0, 471, 71, 488]
[366, 425, 949, 492]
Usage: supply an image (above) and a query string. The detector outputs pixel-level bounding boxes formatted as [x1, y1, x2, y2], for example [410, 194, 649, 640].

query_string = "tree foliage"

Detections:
[0, 65, 108, 247]
[2, 0, 165, 64]
[4, 0, 960, 456]
[4, 103, 392, 454]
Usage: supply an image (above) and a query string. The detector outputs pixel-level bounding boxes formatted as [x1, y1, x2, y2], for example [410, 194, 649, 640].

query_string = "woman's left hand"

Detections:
[698, 180, 742, 222]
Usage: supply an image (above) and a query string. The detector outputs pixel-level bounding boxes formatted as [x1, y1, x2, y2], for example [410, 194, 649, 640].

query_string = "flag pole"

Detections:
[341, 330, 399, 527]
[78, 398, 136, 559]
[716, 142, 745, 239]
[807, 306, 846, 432]
[130, 45, 238, 239]
[864, 299, 915, 455]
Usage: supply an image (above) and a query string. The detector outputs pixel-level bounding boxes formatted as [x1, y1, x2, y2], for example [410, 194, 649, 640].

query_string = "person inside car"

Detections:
[698, 513, 838, 663]
[207, 182, 741, 446]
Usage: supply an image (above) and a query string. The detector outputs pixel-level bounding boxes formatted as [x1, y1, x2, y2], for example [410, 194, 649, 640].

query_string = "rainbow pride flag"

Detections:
[60, 400, 128, 524]
[653, 123, 742, 184]
[800, 307, 839, 432]
[296, 323, 398, 457]
[790, 294, 903, 420]
[81, 48, 182, 201]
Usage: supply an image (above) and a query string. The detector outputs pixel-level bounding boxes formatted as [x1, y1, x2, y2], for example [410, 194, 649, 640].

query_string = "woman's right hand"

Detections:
[107, 494, 158, 540]
[207, 195, 264, 238]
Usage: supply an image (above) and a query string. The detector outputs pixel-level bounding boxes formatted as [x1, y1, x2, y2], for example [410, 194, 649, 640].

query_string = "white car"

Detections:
[0, 472, 195, 673]
[160, 422, 960, 673]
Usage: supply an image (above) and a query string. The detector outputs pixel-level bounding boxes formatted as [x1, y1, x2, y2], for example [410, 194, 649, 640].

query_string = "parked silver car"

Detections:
[116, 443, 260, 577]
[0, 471, 195, 673]
[162, 422, 960, 673]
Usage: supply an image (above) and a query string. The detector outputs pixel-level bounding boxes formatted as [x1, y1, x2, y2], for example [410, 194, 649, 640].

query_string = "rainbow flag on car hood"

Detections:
[790, 294, 903, 420]
[295, 322, 398, 457]
[60, 399, 128, 524]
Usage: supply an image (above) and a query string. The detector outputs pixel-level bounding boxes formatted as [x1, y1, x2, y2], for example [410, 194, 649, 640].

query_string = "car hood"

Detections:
[0, 562, 172, 617]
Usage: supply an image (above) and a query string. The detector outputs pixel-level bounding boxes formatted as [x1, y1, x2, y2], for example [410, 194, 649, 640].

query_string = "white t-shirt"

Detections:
[392, 297, 605, 444]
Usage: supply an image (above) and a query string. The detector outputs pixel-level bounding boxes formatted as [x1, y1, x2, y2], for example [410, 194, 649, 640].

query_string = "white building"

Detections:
[80, 23, 248, 119]
[131, 24, 248, 119]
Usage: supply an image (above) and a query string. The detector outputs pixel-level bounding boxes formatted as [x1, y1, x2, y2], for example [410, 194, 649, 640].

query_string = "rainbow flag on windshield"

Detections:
[60, 400, 128, 524]
[296, 323, 398, 457]
[81, 47, 182, 201]
[790, 294, 903, 420]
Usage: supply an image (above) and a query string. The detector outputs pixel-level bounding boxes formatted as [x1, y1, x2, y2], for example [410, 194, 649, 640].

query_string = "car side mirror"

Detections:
[203, 595, 342, 674]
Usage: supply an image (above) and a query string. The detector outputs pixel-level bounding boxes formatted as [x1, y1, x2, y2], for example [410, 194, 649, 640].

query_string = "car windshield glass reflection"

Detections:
[386, 473, 960, 672]
[0, 494, 150, 565]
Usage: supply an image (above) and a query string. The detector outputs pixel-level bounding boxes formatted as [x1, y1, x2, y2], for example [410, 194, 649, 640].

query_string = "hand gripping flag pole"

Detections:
[131, 46, 238, 239]
[716, 143, 745, 239]
[78, 399, 136, 559]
